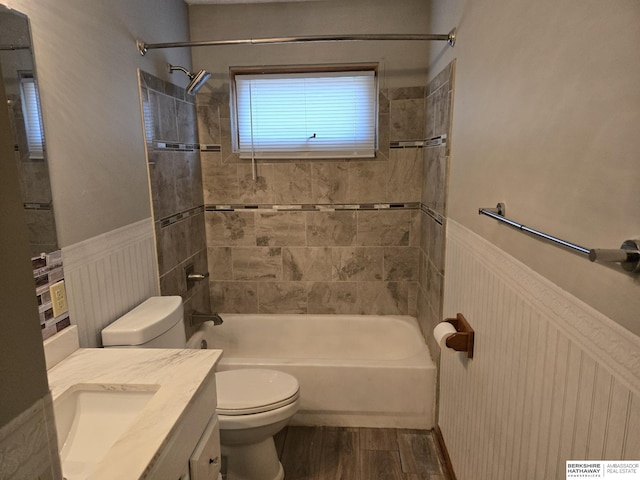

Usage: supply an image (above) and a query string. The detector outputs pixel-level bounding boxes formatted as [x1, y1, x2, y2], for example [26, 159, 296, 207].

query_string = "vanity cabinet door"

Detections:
[189, 415, 221, 480]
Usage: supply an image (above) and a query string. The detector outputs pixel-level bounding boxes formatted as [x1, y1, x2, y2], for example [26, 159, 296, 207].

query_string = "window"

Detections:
[231, 66, 377, 159]
[19, 73, 44, 160]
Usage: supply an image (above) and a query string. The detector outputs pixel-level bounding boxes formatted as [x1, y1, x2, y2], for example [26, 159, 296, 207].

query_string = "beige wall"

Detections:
[429, 0, 640, 334]
[4, 0, 192, 247]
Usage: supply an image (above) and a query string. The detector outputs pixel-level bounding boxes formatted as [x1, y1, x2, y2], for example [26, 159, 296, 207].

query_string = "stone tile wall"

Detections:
[418, 60, 455, 362]
[197, 84, 427, 314]
[140, 66, 455, 328]
[139, 70, 210, 337]
[206, 208, 420, 314]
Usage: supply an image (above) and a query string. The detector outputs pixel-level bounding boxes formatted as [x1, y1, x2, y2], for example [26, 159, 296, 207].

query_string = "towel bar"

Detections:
[479, 203, 640, 273]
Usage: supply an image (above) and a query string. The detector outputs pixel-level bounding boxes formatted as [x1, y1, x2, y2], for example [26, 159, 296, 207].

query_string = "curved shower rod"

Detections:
[136, 29, 456, 55]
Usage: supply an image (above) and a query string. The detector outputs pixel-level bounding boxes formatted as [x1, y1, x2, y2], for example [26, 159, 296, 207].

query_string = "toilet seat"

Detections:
[216, 369, 300, 416]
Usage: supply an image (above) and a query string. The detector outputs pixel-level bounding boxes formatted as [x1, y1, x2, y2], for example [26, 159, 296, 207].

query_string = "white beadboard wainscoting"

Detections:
[440, 220, 640, 480]
[62, 219, 159, 347]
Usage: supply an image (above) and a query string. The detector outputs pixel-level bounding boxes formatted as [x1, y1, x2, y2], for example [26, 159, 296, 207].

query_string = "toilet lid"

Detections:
[216, 369, 299, 415]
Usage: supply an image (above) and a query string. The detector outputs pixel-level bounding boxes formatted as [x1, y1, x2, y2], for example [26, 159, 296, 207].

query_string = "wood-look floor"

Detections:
[274, 426, 450, 480]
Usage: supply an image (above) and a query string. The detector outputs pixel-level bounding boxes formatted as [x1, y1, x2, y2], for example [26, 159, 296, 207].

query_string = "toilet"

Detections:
[101, 296, 299, 480]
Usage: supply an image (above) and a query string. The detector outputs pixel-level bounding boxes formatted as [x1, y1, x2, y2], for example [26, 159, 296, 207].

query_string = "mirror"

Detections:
[1, 5, 58, 256]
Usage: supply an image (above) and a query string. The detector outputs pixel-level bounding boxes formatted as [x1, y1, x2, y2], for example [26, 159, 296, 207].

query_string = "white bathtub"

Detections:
[187, 314, 436, 429]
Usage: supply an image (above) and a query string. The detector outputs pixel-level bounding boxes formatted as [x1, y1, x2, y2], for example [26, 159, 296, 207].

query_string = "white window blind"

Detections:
[233, 69, 377, 159]
[19, 75, 44, 160]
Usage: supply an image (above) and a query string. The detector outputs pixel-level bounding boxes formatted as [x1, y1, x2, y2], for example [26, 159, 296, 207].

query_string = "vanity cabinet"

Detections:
[141, 360, 221, 480]
[47, 348, 223, 480]
[177, 415, 221, 480]
[188, 415, 221, 480]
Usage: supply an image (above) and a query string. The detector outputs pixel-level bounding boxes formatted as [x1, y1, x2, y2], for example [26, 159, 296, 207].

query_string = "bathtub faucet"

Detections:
[190, 311, 224, 327]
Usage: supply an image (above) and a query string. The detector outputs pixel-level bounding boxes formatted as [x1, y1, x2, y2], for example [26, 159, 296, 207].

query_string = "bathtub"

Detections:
[187, 314, 436, 429]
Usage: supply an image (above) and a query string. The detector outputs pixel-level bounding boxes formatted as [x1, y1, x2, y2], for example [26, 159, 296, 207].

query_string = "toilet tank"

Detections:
[101, 296, 186, 348]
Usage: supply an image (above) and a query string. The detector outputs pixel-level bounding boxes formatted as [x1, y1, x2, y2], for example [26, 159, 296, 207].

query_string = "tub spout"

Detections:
[191, 312, 224, 326]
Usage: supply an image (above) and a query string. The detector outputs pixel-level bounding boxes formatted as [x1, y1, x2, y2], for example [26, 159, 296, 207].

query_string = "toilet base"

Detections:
[222, 436, 284, 480]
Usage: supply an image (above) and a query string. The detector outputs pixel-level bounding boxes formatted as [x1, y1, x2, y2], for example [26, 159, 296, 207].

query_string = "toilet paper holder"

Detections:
[443, 313, 474, 359]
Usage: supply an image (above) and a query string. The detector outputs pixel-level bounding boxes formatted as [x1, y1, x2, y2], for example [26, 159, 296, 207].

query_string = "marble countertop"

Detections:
[48, 347, 223, 479]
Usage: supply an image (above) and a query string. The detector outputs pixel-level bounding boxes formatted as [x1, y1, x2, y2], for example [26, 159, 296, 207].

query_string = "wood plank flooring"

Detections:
[274, 426, 450, 480]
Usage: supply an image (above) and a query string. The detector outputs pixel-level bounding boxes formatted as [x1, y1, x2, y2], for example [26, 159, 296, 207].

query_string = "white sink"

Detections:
[54, 385, 158, 480]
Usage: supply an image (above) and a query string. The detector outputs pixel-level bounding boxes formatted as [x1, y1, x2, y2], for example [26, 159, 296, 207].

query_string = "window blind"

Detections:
[233, 69, 377, 159]
[19, 75, 44, 159]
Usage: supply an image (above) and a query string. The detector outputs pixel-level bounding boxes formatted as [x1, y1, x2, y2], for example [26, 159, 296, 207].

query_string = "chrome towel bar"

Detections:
[479, 203, 640, 273]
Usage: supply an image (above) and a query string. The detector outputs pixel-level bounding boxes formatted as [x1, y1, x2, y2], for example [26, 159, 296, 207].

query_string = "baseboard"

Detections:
[435, 425, 457, 480]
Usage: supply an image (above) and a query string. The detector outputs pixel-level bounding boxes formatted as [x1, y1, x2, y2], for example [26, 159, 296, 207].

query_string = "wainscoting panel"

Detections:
[62, 219, 159, 347]
[440, 220, 640, 480]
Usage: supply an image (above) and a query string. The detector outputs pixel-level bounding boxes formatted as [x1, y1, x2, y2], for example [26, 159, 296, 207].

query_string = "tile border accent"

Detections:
[421, 204, 444, 225]
[205, 202, 421, 212]
[159, 205, 205, 228]
[153, 141, 200, 152]
[23, 202, 53, 210]
[151, 141, 223, 153]
[390, 134, 447, 149]
[195, 137, 447, 153]
[152, 138, 451, 153]
[201, 144, 222, 152]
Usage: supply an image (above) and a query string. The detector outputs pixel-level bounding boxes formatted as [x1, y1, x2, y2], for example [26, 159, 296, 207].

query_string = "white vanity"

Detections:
[47, 343, 222, 480]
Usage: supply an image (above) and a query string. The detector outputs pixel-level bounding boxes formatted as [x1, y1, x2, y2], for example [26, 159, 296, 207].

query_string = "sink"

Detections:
[54, 385, 158, 480]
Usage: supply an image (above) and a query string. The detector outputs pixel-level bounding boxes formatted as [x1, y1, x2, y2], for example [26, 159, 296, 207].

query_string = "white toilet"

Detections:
[101, 296, 299, 480]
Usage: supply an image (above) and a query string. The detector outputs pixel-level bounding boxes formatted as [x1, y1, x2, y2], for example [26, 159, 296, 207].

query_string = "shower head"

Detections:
[168, 64, 212, 95]
[186, 69, 212, 95]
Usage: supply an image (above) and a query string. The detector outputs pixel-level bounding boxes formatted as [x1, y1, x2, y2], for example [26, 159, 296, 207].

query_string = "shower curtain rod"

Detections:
[136, 29, 456, 55]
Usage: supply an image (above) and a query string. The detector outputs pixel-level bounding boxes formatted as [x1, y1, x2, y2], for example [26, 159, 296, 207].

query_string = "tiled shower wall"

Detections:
[418, 61, 455, 361]
[196, 86, 429, 314]
[139, 70, 210, 336]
